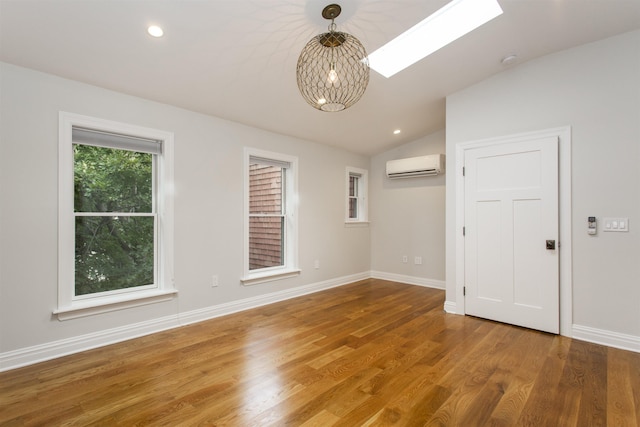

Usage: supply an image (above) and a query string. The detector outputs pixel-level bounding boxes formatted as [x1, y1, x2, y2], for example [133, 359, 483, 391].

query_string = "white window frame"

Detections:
[345, 166, 369, 224]
[56, 112, 175, 320]
[242, 147, 299, 286]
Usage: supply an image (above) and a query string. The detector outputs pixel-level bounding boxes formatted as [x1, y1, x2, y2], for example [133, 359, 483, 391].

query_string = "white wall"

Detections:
[370, 131, 446, 287]
[0, 63, 370, 368]
[3, 30, 638, 369]
[446, 30, 640, 347]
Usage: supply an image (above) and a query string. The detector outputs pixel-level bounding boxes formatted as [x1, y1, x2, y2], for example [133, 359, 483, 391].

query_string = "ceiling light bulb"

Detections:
[318, 98, 327, 105]
[328, 68, 338, 83]
[147, 25, 164, 38]
[393, 129, 401, 135]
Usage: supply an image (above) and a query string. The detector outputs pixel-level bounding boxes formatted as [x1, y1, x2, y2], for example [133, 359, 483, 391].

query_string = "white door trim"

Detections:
[455, 126, 572, 336]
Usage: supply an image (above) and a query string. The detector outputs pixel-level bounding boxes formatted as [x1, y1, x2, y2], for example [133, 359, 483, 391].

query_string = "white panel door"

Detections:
[464, 136, 559, 333]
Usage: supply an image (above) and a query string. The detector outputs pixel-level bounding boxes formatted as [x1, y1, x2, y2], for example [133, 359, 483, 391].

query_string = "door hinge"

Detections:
[462, 166, 465, 176]
[463, 286, 466, 296]
[463, 226, 466, 236]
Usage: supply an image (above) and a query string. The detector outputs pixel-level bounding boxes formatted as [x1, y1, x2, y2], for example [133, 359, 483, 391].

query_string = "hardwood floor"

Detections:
[1, 279, 639, 426]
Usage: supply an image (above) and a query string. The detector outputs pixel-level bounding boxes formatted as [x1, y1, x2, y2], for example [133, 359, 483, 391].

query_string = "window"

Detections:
[243, 148, 299, 285]
[57, 112, 175, 319]
[346, 167, 368, 223]
[348, 173, 361, 219]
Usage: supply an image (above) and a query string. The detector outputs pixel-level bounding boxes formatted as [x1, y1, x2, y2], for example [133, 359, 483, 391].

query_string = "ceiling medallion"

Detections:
[296, 4, 370, 112]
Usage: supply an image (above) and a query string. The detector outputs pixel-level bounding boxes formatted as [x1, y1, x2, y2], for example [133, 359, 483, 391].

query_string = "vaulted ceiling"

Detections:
[2, 0, 639, 155]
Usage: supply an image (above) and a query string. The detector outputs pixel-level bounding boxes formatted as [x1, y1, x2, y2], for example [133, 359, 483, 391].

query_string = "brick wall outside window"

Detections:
[249, 164, 283, 270]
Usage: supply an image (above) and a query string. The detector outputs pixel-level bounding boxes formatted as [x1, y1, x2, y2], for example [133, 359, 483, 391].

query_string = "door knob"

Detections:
[546, 240, 556, 250]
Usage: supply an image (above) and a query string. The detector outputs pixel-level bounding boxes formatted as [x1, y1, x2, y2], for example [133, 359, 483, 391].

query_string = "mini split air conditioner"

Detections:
[386, 154, 445, 179]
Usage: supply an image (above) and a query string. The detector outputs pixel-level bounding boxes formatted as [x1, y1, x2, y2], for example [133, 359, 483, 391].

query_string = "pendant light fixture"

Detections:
[296, 4, 369, 112]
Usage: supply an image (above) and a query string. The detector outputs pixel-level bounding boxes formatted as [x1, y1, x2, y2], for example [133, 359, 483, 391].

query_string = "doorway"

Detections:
[454, 127, 573, 336]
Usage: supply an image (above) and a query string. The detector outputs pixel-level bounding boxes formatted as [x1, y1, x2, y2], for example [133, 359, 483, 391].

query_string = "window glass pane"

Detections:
[74, 145, 153, 213]
[349, 175, 358, 197]
[249, 164, 283, 214]
[349, 198, 358, 219]
[249, 216, 284, 270]
[75, 216, 155, 296]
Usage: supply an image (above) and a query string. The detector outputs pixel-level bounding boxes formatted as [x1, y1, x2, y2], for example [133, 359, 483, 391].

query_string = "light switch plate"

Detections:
[603, 217, 629, 232]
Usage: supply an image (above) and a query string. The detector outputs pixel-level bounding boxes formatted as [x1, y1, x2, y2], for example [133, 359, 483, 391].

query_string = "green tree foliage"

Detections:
[74, 145, 154, 296]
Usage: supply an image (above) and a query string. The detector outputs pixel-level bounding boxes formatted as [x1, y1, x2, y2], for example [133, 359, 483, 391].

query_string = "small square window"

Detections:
[346, 167, 368, 223]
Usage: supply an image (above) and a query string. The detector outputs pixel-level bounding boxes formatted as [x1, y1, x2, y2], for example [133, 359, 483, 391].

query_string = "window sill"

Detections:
[241, 268, 301, 286]
[345, 221, 370, 228]
[53, 289, 178, 321]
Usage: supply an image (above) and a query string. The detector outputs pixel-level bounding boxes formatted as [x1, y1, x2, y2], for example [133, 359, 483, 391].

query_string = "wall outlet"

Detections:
[211, 275, 219, 287]
[414, 256, 422, 265]
[402, 255, 408, 263]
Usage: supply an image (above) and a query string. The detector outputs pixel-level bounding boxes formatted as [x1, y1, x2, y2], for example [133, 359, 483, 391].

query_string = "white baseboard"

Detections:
[370, 271, 445, 290]
[368, 272, 452, 313]
[178, 272, 369, 326]
[5, 275, 638, 372]
[443, 301, 458, 314]
[0, 315, 181, 372]
[0, 272, 369, 372]
[572, 324, 640, 353]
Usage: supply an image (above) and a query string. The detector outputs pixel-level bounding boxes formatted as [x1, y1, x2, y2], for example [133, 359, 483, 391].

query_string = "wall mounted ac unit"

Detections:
[386, 154, 445, 179]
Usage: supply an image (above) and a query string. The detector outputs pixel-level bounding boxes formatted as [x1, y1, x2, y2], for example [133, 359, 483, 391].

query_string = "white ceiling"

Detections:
[2, 0, 639, 155]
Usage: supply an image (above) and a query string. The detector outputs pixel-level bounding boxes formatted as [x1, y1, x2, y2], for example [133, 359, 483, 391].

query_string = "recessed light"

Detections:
[393, 129, 401, 135]
[501, 54, 518, 66]
[368, 0, 503, 78]
[147, 25, 164, 38]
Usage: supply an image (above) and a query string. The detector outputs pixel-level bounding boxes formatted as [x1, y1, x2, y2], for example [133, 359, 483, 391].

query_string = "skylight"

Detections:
[368, 0, 503, 78]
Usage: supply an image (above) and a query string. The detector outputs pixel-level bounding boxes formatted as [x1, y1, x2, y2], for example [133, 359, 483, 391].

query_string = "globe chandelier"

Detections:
[296, 4, 370, 112]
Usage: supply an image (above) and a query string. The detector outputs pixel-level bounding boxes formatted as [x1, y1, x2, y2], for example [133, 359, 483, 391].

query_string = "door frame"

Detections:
[455, 126, 573, 336]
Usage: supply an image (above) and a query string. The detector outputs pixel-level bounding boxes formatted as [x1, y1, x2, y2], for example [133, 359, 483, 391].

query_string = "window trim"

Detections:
[57, 112, 175, 320]
[345, 166, 369, 224]
[241, 147, 299, 285]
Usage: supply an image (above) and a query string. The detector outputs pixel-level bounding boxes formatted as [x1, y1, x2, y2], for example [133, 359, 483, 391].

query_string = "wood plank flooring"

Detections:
[1, 279, 639, 426]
